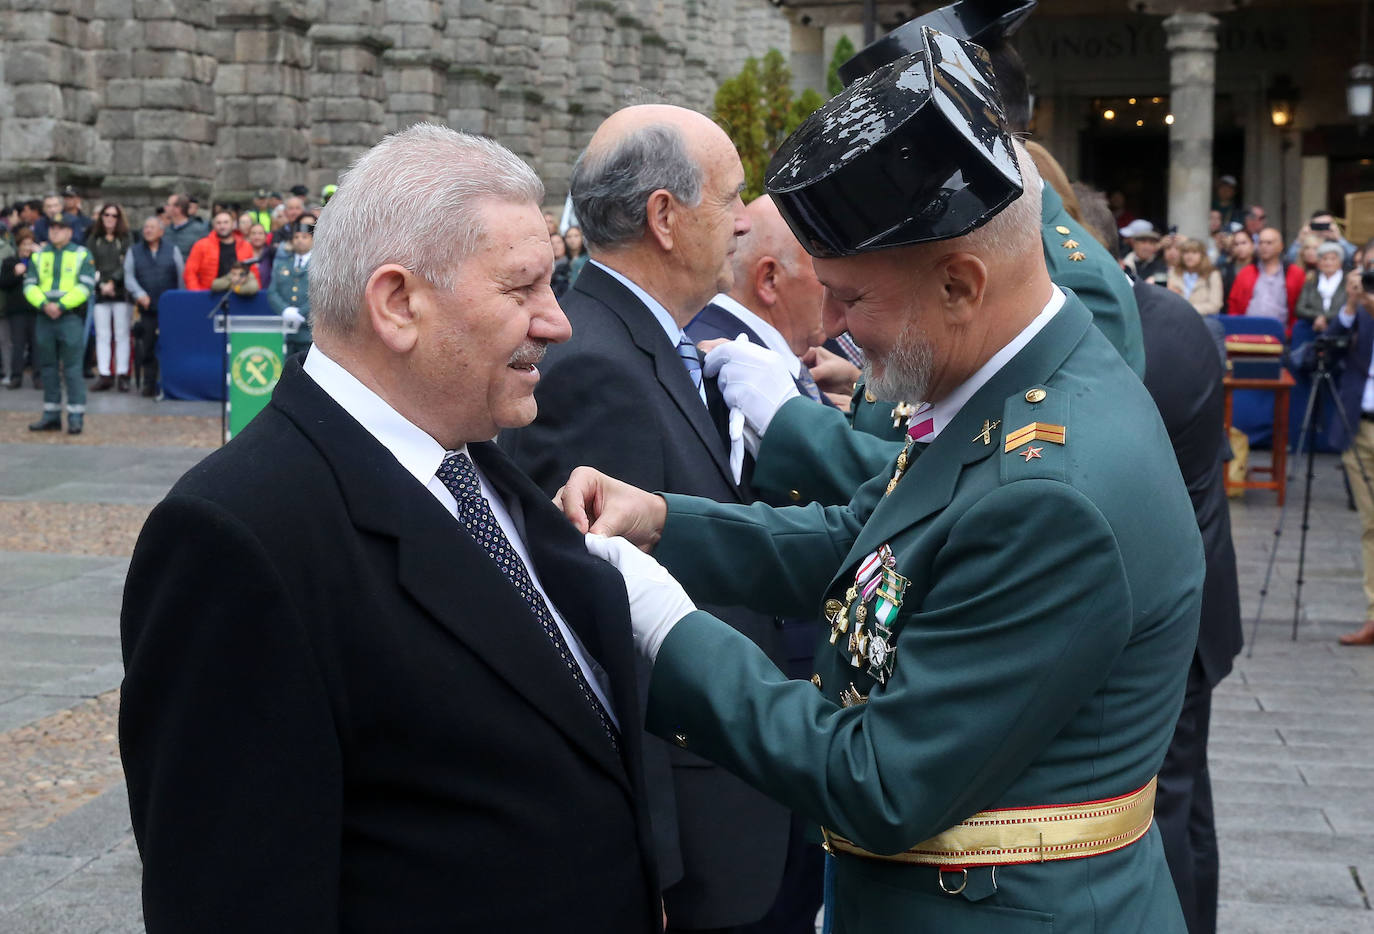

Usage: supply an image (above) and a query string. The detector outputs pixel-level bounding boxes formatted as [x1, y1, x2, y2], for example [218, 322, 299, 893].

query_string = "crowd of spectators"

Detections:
[1110, 178, 1370, 346]
[0, 184, 329, 399]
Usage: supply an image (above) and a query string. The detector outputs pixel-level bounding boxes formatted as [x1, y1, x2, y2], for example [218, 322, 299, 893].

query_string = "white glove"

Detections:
[585, 533, 696, 663]
[703, 336, 800, 455]
[281, 307, 304, 329]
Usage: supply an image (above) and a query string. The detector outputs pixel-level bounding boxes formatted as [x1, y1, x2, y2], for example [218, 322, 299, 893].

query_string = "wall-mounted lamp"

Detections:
[1267, 75, 1298, 128]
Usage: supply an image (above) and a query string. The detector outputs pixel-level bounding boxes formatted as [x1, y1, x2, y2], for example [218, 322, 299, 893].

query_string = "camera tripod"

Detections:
[1249, 339, 1374, 654]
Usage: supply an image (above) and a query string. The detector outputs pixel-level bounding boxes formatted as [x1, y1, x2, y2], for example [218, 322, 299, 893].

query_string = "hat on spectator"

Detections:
[289, 184, 309, 198]
[60, 185, 80, 198]
[254, 188, 270, 199]
[48, 213, 73, 229]
[766, 27, 1022, 257]
[1119, 219, 1156, 239]
[1217, 174, 1238, 187]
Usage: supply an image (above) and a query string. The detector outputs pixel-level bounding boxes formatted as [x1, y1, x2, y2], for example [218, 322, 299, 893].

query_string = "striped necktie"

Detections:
[906, 402, 935, 442]
[677, 336, 702, 390]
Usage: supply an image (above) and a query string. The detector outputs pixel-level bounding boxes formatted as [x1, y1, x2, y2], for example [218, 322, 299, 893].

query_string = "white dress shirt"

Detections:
[302, 346, 618, 724]
[1316, 270, 1342, 312]
[707, 292, 803, 378]
[591, 259, 708, 406]
[919, 286, 1066, 440]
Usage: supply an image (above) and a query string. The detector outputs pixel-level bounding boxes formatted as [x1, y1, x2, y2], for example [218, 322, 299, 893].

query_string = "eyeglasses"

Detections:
[102, 211, 119, 218]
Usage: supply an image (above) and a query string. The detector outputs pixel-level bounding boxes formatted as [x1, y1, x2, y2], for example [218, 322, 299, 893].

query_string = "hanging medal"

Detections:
[865, 564, 907, 684]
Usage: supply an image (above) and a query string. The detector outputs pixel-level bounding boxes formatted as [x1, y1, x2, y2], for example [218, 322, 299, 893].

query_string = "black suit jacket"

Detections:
[499, 262, 790, 928]
[1135, 282, 1243, 685]
[119, 360, 659, 933]
[1326, 304, 1374, 451]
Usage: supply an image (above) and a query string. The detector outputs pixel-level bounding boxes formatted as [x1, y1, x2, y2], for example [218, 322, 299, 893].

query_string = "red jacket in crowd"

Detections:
[184, 231, 260, 291]
[1226, 261, 1306, 334]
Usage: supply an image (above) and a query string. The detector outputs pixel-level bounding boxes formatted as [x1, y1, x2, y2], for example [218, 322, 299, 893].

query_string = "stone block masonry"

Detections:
[0, 0, 790, 217]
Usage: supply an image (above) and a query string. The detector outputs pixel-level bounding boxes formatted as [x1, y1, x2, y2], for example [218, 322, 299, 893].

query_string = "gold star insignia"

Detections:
[1062, 238, 1079, 249]
[1020, 446, 1044, 462]
[1068, 251, 1086, 262]
[1055, 225, 1071, 235]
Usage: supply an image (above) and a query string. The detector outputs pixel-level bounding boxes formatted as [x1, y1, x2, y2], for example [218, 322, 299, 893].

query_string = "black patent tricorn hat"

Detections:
[837, 0, 1037, 87]
[765, 27, 1022, 257]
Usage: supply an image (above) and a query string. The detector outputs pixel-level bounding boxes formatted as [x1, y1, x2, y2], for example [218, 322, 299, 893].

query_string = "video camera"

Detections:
[1361, 267, 1374, 293]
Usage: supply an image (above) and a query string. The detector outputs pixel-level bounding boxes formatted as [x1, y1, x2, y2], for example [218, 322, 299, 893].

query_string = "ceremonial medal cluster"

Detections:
[826, 543, 908, 684]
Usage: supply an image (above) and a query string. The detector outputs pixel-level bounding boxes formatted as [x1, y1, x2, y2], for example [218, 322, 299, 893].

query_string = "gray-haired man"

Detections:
[120, 123, 660, 932]
[499, 104, 808, 933]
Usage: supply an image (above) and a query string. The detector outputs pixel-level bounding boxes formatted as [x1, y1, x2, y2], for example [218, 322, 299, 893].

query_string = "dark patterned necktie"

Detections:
[436, 452, 619, 751]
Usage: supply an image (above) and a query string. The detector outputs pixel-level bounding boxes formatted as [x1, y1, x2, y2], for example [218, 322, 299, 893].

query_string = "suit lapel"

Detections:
[471, 442, 644, 753]
[574, 265, 743, 497]
[838, 297, 1093, 578]
[271, 365, 629, 789]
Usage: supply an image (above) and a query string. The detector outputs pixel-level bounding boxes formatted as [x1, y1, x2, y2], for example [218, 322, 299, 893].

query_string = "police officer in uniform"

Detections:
[23, 214, 94, 434]
[746, 0, 1146, 506]
[560, 29, 1202, 933]
[267, 216, 315, 358]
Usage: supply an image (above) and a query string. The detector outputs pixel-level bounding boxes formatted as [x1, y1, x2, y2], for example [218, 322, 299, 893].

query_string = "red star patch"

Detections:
[1020, 446, 1043, 462]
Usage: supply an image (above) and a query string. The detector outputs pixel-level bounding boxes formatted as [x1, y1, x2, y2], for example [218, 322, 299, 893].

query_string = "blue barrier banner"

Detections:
[157, 290, 274, 401]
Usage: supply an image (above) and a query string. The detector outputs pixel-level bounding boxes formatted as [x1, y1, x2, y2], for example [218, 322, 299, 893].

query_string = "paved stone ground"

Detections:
[0, 379, 1369, 931]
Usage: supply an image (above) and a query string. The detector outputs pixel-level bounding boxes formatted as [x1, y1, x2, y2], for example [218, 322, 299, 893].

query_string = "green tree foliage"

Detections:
[713, 49, 824, 202]
[827, 35, 856, 97]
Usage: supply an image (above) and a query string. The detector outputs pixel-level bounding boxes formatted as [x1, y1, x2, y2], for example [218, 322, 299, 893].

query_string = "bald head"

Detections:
[570, 104, 750, 323]
[727, 196, 824, 355]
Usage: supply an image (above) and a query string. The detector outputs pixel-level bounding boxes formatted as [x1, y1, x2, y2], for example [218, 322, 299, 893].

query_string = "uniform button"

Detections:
[1055, 225, 1071, 235]
[673, 733, 688, 748]
[1025, 388, 1047, 403]
[864, 389, 877, 404]
[810, 673, 823, 689]
[789, 489, 801, 502]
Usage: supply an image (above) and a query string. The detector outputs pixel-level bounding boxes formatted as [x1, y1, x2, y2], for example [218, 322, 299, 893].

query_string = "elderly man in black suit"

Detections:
[119, 124, 661, 933]
[687, 194, 831, 409]
[499, 104, 800, 933]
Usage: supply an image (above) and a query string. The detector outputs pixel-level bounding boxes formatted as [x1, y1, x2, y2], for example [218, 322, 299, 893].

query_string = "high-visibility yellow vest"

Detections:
[23, 243, 95, 312]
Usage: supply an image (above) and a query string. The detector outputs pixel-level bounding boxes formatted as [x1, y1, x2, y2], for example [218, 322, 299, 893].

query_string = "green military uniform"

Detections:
[757, 182, 1147, 507]
[24, 240, 94, 427]
[644, 296, 1201, 933]
[267, 251, 312, 357]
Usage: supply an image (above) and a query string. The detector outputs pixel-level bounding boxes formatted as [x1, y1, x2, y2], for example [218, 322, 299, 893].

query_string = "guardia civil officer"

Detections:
[741, 0, 1146, 508]
[560, 28, 1201, 933]
[23, 214, 94, 434]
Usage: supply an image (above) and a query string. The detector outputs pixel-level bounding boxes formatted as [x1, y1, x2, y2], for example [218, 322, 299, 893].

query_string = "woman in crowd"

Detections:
[1297, 233, 1322, 276]
[1167, 238, 1224, 315]
[247, 223, 275, 290]
[564, 225, 589, 287]
[1294, 241, 1348, 332]
[237, 212, 255, 239]
[550, 233, 571, 298]
[0, 230, 38, 387]
[1161, 233, 1182, 272]
[1220, 228, 1255, 302]
[89, 203, 133, 392]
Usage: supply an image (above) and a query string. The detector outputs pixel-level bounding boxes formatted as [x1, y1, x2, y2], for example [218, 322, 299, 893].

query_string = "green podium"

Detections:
[217, 314, 296, 443]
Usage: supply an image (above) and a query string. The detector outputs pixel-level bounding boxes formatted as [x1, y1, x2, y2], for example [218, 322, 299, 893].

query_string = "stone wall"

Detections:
[0, 0, 791, 215]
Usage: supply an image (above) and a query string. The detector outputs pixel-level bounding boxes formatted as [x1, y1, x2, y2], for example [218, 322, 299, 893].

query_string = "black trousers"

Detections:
[1155, 657, 1218, 934]
[135, 310, 158, 387]
[8, 313, 35, 379]
[666, 813, 824, 934]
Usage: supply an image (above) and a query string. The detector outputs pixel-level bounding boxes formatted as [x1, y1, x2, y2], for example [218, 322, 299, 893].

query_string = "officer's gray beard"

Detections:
[863, 315, 934, 403]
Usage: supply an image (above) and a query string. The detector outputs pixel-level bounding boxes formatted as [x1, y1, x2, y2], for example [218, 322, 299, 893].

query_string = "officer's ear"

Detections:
[937, 253, 988, 325]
